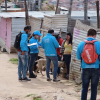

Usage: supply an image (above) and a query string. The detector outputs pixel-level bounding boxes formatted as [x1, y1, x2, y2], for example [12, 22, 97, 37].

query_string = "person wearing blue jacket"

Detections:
[29, 31, 41, 78]
[77, 29, 100, 100]
[41, 29, 60, 82]
[18, 26, 31, 81]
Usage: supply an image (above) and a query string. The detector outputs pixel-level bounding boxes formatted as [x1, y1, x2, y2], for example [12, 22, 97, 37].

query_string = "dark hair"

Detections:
[48, 29, 54, 34]
[27, 25, 31, 30]
[87, 29, 97, 36]
[24, 26, 30, 31]
[66, 33, 72, 44]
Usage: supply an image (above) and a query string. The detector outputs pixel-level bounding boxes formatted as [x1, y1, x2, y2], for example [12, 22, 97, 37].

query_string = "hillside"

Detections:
[46, 0, 99, 11]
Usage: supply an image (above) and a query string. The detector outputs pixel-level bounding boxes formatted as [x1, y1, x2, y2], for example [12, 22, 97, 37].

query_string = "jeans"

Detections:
[57, 55, 61, 75]
[18, 51, 28, 79]
[46, 56, 58, 79]
[29, 53, 38, 75]
[63, 54, 71, 74]
[81, 68, 99, 100]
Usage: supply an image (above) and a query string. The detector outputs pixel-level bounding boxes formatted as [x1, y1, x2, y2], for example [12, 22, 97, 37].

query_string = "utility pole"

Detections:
[67, 0, 73, 32]
[28, 0, 30, 10]
[55, 0, 59, 14]
[84, 0, 88, 23]
[96, 1, 100, 28]
[5, 0, 7, 12]
[24, 0, 29, 25]
[68, 0, 73, 18]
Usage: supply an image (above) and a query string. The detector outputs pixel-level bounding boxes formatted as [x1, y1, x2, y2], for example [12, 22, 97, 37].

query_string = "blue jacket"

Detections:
[41, 33, 59, 56]
[77, 37, 100, 68]
[20, 31, 29, 52]
[29, 37, 41, 54]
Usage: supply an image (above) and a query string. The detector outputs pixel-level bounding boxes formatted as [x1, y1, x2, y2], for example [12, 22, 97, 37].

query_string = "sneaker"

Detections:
[53, 78, 60, 82]
[19, 78, 22, 81]
[66, 74, 69, 80]
[23, 77, 31, 81]
[47, 78, 52, 81]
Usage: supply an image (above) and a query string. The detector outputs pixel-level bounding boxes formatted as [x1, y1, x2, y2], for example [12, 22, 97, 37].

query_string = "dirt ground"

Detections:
[0, 52, 100, 100]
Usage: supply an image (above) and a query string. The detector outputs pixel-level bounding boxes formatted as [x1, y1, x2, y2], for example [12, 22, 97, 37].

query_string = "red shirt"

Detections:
[56, 38, 63, 55]
[18, 49, 21, 52]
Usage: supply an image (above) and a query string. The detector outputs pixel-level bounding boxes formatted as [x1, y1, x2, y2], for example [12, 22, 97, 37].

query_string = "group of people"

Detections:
[17, 26, 72, 82]
[17, 25, 100, 100]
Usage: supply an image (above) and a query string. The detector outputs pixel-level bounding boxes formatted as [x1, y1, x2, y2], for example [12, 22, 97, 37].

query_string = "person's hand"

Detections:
[59, 55, 62, 57]
[21, 52, 25, 55]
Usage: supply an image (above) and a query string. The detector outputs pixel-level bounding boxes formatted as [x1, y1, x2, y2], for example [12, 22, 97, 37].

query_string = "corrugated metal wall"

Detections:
[11, 18, 25, 47]
[42, 14, 68, 33]
[0, 18, 12, 53]
[6, 18, 12, 53]
[69, 20, 100, 80]
[39, 14, 68, 58]
[67, 18, 76, 34]
[30, 16, 42, 33]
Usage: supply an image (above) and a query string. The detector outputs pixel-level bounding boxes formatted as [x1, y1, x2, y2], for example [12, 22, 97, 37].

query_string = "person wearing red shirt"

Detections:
[53, 32, 63, 75]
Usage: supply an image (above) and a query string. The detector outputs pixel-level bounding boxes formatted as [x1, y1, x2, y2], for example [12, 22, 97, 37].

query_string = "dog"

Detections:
[35, 59, 64, 76]
[33, 56, 44, 72]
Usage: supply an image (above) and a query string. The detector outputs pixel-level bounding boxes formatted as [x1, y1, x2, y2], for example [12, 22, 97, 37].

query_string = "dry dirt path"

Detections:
[0, 53, 100, 100]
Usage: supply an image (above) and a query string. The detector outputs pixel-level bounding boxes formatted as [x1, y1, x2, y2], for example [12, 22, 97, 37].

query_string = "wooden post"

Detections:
[84, 0, 88, 23]
[24, 0, 29, 25]
[55, 0, 59, 14]
[5, 0, 7, 12]
[96, 1, 100, 28]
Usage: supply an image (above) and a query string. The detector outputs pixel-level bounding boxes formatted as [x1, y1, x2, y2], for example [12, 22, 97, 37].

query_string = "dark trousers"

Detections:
[57, 55, 61, 75]
[63, 54, 71, 74]
[29, 53, 38, 75]
[81, 68, 99, 100]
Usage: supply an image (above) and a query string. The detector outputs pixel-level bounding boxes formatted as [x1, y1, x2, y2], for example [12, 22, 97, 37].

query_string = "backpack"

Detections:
[81, 40, 98, 64]
[14, 32, 23, 50]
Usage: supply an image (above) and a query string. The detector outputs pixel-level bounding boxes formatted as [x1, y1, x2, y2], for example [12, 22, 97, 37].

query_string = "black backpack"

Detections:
[14, 32, 23, 50]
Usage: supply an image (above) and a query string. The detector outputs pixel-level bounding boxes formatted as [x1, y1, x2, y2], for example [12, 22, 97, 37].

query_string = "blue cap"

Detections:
[33, 31, 42, 36]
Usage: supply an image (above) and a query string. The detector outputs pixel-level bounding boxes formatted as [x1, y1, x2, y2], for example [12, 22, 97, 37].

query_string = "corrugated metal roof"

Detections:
[1, 8, 22, 11]
[0, 11, 97, 18]
[0, 12, 47, 18]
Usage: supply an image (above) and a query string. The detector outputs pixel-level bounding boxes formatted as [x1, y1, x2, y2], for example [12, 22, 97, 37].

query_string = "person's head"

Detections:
[27, 25, 31, 33]
[66, 32, 72, 44]
[53, 32, 59, 38]
[33, 31, 42, 39]
[87, 29, 97, 38]
[48, 29, 54, 35]
[24, 26, 30, 34]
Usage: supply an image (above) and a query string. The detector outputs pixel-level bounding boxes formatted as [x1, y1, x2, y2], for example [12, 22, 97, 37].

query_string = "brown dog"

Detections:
[35, 59, 64, 76]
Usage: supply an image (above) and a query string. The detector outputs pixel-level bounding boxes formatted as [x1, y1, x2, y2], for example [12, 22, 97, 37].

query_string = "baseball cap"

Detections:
[53, 32, 59, 36]
[33, 31, 42, 36]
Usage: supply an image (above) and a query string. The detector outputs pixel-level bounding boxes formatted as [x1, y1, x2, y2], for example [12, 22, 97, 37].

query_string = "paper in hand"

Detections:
[28, 43, 37, 46]
[59, 45, 61, 48]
